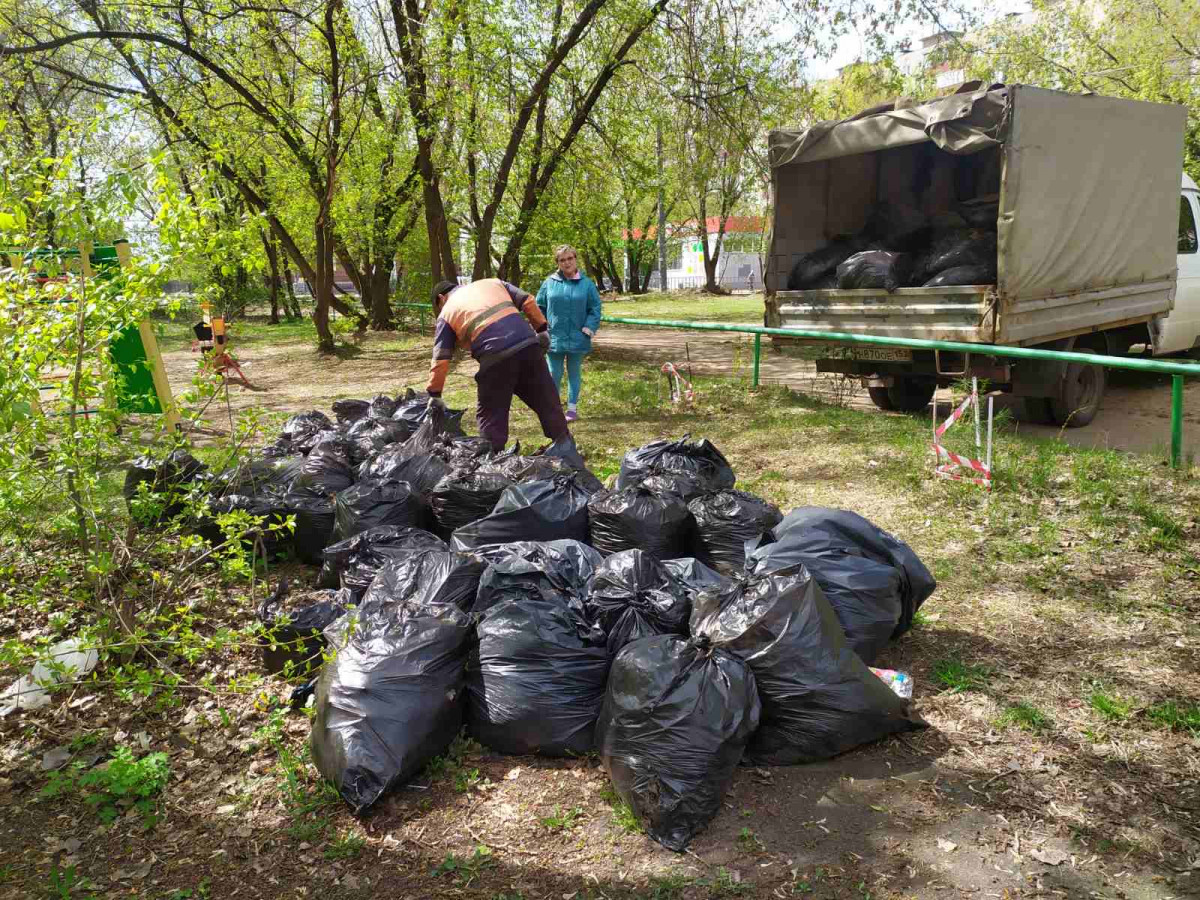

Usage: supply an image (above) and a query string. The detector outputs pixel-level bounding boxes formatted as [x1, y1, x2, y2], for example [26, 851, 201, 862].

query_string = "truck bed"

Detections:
[770, 279, 1174, 346]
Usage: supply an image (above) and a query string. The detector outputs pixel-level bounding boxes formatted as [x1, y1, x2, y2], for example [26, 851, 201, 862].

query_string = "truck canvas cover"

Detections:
[768, 84, 1186, 343]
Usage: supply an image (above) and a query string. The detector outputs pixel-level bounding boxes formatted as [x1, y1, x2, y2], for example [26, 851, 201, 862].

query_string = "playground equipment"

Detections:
[1, 241, 180, 431]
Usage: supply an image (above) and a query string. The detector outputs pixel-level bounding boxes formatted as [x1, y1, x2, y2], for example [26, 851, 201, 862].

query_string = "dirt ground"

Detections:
[3, 324, 1198, 900]
[593, 325, 1200, 461]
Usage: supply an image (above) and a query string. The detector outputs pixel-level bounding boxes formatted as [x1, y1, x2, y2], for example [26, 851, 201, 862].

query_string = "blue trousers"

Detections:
[547, 352, 585, 406]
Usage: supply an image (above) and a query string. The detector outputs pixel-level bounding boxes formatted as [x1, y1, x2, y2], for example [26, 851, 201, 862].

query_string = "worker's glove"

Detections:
[426, 396, 446, 413]
[537, 330, 551, 354]
[581, 327, 594, 337]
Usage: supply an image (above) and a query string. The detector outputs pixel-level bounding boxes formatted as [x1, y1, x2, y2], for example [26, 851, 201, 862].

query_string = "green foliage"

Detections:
[700, 867, 752, 897]
[539, 805, 584, 832]
[432, 845, 495, 887]
[933, 658, 991, 693]
[41, 746, 169, 827]
[1088, 689, 1133, 722]
[323, 830, 366, 861]
[43, 861, 97, 900]
[1146, 700, 1200, 737]
[997, 702, 1051, 734]
[736, 826, 764, 853]
[598, 785, 642, 834]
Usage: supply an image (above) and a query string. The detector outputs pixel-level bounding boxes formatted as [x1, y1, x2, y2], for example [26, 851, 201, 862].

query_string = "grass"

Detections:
[1146, 700, 1200, 736]
[598, 785, 642, 834]
[323, 830, 366, 860]
[997, 701, 1051, 733]
[1088, 688, 1133, 722]
[603, 289, 764, 324]
[933, 657, 990, 693]
[539, 806, 584, 832]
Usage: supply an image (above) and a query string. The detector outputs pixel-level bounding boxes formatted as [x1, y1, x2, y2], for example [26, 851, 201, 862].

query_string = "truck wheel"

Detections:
[1050, 349, 1105, 427]
[1022, 397, 1056, 424]
[867, 387, 896, 411]
[887, 378, 936, 413]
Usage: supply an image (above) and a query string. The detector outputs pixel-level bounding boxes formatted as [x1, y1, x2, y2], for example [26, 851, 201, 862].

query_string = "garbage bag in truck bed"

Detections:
[836, 251, 913, 293]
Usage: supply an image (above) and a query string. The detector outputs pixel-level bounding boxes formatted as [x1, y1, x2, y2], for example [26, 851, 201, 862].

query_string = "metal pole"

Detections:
[972, 377, 980, 454]
[1172, 374, 1184, 469]
[657, 122, 667, 293]
[752, 333, 761, 388]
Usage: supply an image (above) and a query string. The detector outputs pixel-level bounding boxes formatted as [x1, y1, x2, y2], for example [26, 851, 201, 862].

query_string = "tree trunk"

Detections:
[313, 220, 336, 352]
[281, 253, 301, 319]
[368, 249, 394, 330]
[263, 232, 281, 324]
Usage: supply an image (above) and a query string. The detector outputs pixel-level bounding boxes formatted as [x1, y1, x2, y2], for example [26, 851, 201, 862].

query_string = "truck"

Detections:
[763, 83, 1200, 426]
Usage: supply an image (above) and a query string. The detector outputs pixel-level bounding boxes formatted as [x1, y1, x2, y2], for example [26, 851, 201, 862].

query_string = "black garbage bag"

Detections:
[467, 593, 609, 756]
[692, 569, 925, 766]
[124, 450, 208, 523]
[360, 548, 489, 615]
[318, 525, 447, 595]
[203, 490, 293, 556]
[431, 470, 514, 535]
[473, 540, 603, 616]
[476, 444, 568, 484]
[587, 484, 693, 559]
[750, 507, 936, 653]
[440, 436, 495, 468]
[867, 201, 929, 251]
[923, 263, 996, 287]
[292, 443, 355, 497]
[257, 578, 348, 676]
[281, 411, 334, 454]
[640, 472, 708, 503]
[209, 454, 303, 498]
[345, 417, 410, 466]
[786, 235, 869, 290]
[359, 450, 451, 495]
[279, 493, 338, 565]
[332, 398, 370, 426]
[311, 600, 472, 815]
[596, 634, 760, 851]
[688, 490, 782, 575]
[958, 198, 999, 230]
[661, 556, 731, 598]
[836, 251, 913, 293]
[584, 550, 693, 656]
[333, 478, 427, 541]
[368, 393, 398, 419]
[449, 471, 596, 550]
[616, 437, 735, 493]
[392, 395, 467, 439]
[911, 230, 996, 285]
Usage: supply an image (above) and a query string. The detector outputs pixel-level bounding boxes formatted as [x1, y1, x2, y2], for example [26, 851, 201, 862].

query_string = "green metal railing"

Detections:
[399, 302, 1197, 468]
[601, 315, 1200, 470]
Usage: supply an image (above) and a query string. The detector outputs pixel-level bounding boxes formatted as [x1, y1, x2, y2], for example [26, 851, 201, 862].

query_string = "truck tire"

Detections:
[1050, 349, 1105, 427]
[886, 378, 936, 413]
[867, 387, 896, 411]
[1022, 397, 1056, 424]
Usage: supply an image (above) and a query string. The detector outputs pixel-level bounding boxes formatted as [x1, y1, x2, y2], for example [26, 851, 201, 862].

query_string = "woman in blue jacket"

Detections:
[536, 244, 602, 422]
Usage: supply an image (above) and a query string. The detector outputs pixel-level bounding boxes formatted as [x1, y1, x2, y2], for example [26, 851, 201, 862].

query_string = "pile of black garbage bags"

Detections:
[786, 198, 999, 293]
[125, 421, 937, 851]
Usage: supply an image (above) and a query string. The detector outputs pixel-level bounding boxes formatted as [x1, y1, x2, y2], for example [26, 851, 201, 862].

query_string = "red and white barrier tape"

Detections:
[931, 378, 993, 490]
[661, 362, 695, 404]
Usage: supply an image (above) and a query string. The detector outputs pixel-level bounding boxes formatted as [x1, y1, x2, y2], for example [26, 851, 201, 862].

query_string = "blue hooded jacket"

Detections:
[535, 271, 602, 354]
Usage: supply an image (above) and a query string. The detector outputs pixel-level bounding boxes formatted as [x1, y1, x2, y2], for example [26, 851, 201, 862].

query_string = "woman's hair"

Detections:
[554, 244, 578, 263]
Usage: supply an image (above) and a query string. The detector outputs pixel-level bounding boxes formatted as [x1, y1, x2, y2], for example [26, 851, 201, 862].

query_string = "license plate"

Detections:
[838, 347, 913, 362]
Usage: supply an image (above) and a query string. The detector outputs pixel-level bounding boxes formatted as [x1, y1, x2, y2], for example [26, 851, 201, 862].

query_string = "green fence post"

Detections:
[1172, 374, 1184, 469]
[752, 333, 761, 389]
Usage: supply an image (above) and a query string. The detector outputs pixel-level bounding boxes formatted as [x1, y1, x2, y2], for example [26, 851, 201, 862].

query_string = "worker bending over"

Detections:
[426, 277, 586, 467]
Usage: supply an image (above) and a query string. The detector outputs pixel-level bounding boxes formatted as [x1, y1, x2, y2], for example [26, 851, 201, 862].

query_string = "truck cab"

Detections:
[1155, 173, 1200, 356]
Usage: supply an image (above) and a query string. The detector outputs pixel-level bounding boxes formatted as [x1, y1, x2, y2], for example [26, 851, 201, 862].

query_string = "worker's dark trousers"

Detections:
[475, 345, 569, 452]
